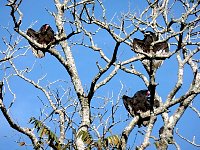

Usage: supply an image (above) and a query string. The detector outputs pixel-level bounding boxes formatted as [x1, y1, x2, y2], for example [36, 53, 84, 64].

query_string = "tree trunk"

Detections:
[76, 96, 91, 149]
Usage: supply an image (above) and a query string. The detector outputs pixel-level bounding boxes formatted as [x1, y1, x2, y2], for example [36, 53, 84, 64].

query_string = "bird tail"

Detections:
[31, 48, 45, 58]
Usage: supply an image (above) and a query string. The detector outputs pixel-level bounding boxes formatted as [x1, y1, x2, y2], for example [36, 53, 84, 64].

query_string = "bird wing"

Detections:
[27, 28, 38, 38]
[27, 28, 39, 46]
[137, 41, 169, 73]
[122, 96, 135, 116]
[27, 28, 45, 58]
[153, 41, 169, 53]
[132, 38, 149, 53]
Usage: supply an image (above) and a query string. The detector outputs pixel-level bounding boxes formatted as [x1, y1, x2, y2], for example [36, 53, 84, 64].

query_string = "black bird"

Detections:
[123, 90, 151, 115]
[27, 24, 55, 58]
[122, 89, 159, 127]
[132, 31, 169, 74]
[122, 90, 150, 127]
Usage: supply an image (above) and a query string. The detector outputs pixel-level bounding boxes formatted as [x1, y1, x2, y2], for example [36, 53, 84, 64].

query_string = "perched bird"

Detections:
[132, 31, 169, 74]
[27, 24, 55, 58]
[122, 89, 159, 127]
[123, 90, 150, 115]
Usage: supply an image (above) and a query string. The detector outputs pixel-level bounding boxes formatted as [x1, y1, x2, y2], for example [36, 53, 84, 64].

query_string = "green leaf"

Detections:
[29, 117, 60, 148]
[39, 127, 47, 138]
[77, 130, 93, 145]
[104, 135, 120, 148]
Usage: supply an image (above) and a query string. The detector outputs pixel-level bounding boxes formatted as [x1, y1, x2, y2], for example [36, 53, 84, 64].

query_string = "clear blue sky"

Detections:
[0, 0, 200, 149]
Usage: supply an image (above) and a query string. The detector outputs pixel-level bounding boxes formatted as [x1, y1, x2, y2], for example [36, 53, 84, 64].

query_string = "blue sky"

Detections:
[0, 0, 200, 149]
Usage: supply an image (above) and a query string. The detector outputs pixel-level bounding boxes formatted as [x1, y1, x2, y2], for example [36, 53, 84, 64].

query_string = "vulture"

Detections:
[122, 90, 159, 127]
[27, 24, 55, 58]
[132, 31, 169, 74]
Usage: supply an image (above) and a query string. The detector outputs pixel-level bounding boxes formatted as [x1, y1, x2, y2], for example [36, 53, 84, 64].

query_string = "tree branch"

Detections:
[0, 81, 41, 149]
[87, 42, 120, 100]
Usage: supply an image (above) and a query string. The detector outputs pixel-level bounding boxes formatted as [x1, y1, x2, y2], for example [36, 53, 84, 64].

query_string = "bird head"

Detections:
[144, 31, 158, 42]
[146, 90, 150, 97]
[40, 24, 50, 33]
[122, 95, 128, 100]
[44, 24, 50, 31]
[144, 31, 153, 36]
[137, 90, 151, 100]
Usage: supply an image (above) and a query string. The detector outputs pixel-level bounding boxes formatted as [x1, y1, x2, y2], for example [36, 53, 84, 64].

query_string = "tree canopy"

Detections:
[0, 0, 200, 149]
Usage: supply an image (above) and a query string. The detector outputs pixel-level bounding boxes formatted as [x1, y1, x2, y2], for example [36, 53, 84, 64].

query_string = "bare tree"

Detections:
[0, 0, 200, 149]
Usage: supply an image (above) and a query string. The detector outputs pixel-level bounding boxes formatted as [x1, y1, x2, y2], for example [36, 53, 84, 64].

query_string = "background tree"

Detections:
[0, 0, 200, 149]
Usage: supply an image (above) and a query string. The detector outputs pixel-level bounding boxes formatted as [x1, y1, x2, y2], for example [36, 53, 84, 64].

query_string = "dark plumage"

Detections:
[122, 90, 159, 127]
[123, 90, 150, 114]
[132, 31, 169, 74]
[27, 24, 55, 58]
[133, 31, 168, 53]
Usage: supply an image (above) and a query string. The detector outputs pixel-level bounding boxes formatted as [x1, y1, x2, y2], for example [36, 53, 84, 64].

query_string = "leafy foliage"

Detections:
[29, 117, 69, 150]
[29, 117, 59, 143]
[29, 118, 121, 149]
[77, 130, 121, 149]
